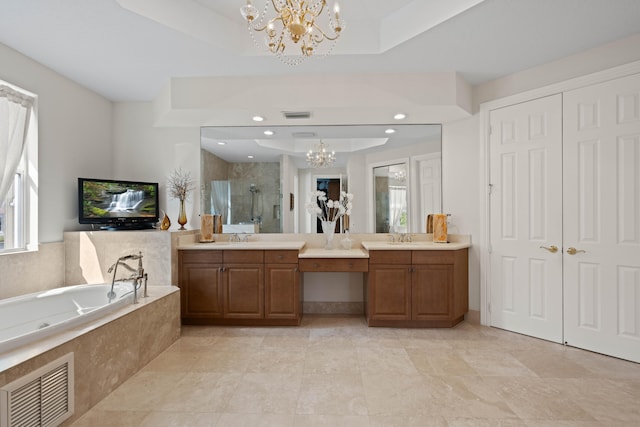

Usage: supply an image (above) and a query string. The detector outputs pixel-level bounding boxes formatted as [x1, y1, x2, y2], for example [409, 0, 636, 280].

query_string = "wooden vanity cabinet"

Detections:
[178, 249, 302, 326]
[265, 250, 301, 320]
[366, 248, 468, 327]
[178, 250, 224, 323]
[223, 250, 264, 319]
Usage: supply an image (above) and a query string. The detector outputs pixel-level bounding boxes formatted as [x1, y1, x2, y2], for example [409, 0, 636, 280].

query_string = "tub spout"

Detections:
[108, 252, 145, 303]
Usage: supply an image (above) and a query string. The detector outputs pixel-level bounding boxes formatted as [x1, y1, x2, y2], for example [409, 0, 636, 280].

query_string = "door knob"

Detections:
[539, 245, 558, 253]
[566, 247, 586, 255]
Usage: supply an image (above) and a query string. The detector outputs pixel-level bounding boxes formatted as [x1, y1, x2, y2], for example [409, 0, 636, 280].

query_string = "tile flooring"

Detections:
[72, 316, 640, 426]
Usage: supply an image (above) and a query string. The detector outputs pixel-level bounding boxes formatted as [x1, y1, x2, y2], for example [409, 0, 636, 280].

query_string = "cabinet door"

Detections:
[265, 263, 300, 319]
[412, 264, 453, 320]
[223, 264, 264, 319]
[368, 264, 411, 321]
[181, 263, 223, 319]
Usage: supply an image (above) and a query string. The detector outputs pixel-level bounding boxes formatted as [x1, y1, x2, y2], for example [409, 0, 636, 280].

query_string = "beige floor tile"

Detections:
[191, 350, 253, 373]
[246, 347, 307, 373]
[303, 347, 360, 374]
[95, 371, 187, 411]
[71, 317, 640, 426]
[484, 376, 597, 422]
[362, 372, 467, 417]
[409, 348, 478, 376]
[216, 413, 295, 427]
[357, 347, 418, 375]
[139, 411, 220, 427]
[155, 372, 242, 412]
[460, 349, 537, 377]
[296, 373, 368, 416]
[70, 410, 150, 427]
[369, 415, 449, 426]
[293, 414, 371, 427]
[225, 372, 302, 414]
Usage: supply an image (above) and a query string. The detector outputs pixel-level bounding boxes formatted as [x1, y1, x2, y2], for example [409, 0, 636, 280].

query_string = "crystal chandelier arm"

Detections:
[309, 22, 340, 41]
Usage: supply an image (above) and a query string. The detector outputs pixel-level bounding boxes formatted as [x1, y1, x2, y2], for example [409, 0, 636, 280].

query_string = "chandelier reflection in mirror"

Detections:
[306, 141, 336, 168]
[240, 0, 343, 66]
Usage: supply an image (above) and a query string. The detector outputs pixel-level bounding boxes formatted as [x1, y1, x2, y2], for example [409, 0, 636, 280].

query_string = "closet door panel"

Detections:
[489, 94, 563, 343]
[563, 72, 640, 363]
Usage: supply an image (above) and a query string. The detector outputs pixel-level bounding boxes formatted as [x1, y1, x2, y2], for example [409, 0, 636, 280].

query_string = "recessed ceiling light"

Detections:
[217, 141, 226, 145]
[264, 130, 274, 136]
[394, 113, 406, 120]
[385, 128, 396, 134]
[252, 116, 264, 122]
[247, 155, 254, 159]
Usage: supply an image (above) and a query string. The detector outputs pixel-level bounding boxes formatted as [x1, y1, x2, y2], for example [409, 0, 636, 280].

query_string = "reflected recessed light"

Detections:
[385, 128, 396, 134]
[264, 130, 274, 136]
[394, 113, 406, 120]
[252, 116, 264, 122]
[217, 141, 226, 145]
[247, 155, 254, 159]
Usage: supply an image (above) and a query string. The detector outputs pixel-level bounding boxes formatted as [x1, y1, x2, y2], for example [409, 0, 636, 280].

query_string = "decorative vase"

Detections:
[160, 211, 171, 230]
[177, 198, 187, 230]
[321, 220, 336, 250]
[340, 230, 353, 250]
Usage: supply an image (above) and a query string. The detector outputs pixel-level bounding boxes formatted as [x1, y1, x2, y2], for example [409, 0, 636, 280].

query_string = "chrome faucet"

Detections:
[107, 252, 146, 304]
[229, 233, 241, 243]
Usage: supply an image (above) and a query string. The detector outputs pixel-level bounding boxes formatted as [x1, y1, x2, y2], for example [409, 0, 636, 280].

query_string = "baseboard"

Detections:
[465, 310, 480, 325]
[303, 301, 364, 315]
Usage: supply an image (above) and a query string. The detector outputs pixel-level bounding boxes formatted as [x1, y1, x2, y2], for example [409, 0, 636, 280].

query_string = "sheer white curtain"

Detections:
[0, 85, 35, 203]
[211, 180, 230, 222]
[389, 185, 407, 232]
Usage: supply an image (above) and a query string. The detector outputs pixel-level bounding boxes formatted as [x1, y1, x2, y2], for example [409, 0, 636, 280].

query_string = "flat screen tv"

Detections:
[78, 178, 159, 230]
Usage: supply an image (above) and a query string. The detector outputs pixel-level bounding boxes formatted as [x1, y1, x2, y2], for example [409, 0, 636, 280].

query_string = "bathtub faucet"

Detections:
[107, 252, 146, 304]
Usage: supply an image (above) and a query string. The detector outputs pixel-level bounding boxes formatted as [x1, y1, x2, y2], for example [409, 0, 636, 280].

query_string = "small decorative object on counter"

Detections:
[213, 214, 223, 234]
[426, 214, 434, 233]
[340, 230, 353, 250]
[160, 210, 171, 230]
[433, 213, 448, 243]
[167, 168, 194, 230]
[200, 214, 215, 242]
[306, 190, 353, 250]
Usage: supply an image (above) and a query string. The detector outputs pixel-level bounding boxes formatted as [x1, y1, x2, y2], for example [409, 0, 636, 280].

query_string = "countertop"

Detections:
[299, 248, 369, 259]
[361, 241, 471, 251]
[179, 241, 307, 251]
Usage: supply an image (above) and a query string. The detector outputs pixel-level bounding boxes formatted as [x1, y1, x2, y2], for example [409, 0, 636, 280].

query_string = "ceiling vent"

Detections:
[283, 111, 312, 120]
[291, 131, 316, 138]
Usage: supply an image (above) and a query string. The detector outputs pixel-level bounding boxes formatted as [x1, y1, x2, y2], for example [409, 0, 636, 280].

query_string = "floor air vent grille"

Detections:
[1, 353, 74, 427]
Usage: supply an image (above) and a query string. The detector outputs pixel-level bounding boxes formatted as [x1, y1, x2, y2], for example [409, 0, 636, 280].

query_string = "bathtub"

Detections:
[0, 282, 136, 354]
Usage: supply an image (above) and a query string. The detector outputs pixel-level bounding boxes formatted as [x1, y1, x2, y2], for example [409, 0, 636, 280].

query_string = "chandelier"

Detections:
[240, 0, 343, 65]
[306, 141, 336, 168]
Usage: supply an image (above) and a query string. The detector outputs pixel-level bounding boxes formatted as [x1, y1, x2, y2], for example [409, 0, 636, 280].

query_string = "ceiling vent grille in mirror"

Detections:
[291, 131, 317, 138]
[283, 111, 312, 119]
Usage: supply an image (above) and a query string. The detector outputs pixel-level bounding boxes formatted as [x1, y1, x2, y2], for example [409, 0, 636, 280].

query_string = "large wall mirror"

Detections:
[200, 124, 442, 234]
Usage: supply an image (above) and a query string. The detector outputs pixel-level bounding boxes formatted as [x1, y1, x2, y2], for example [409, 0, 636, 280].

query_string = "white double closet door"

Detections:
[489, 73, 640, 363]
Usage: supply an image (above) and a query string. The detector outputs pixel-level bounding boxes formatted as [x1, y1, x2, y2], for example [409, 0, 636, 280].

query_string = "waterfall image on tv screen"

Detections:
[82, 180, 157, 219]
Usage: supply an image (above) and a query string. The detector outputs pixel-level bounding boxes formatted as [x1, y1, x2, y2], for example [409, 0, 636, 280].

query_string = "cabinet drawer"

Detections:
[368, 250, 411, 265]
[179, 250, 222, 264]
[412, 251, 455, 265]
[265, 250, 299, 264]
[299, 258, 368, 272]
[223, 250, 264, 264]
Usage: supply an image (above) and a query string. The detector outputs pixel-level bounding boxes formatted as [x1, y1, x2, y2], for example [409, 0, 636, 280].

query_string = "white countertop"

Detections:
[299, 248, 369, 259]
[361, 241, 471, 251]
[179, 241, 307, 251]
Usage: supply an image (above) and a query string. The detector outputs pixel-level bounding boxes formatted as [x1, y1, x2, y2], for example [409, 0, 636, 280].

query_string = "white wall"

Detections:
[112, 102, 200, 229]
[0, 43, 113, 242]
[442, 115, 481, 310]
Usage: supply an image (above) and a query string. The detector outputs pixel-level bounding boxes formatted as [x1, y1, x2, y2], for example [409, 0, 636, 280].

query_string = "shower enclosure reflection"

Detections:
[201, 158, 281, 233]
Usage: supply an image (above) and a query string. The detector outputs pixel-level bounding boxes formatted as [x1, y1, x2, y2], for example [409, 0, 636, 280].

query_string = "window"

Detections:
[0, 81, 37, 253]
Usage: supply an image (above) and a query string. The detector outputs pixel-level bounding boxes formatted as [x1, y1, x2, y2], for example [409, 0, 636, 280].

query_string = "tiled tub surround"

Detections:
[0, 286, 180, 426]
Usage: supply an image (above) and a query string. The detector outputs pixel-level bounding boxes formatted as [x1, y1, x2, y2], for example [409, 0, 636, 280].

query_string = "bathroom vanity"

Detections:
[177, 237, 470, 328]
